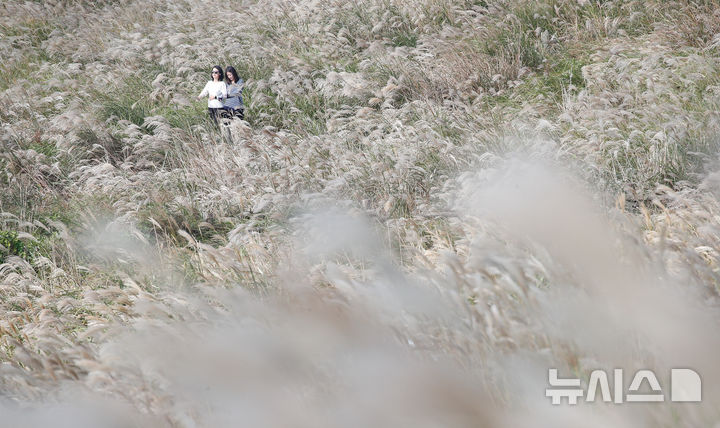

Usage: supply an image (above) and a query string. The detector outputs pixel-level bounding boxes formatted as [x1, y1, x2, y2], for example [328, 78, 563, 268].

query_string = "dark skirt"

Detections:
[208, 107, 223, 124]
[222, 107, 244, 120]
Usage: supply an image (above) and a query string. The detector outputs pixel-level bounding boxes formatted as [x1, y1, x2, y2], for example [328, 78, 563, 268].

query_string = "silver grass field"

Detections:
[2, 0, 720, 426]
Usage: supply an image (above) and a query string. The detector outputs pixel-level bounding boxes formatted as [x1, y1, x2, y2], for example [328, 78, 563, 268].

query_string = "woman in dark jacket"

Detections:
[223, 66, 245, 120]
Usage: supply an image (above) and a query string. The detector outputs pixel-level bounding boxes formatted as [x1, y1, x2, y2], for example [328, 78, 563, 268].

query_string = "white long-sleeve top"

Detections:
[224, 80, 244, 109]
[198, 80, 227, 108]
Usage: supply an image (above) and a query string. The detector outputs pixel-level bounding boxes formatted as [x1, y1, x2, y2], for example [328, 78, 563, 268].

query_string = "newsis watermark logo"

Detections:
[546, 368, 702, 405]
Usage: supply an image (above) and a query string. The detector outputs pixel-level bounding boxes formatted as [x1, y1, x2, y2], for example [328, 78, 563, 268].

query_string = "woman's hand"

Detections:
[209, 95, 216, 100]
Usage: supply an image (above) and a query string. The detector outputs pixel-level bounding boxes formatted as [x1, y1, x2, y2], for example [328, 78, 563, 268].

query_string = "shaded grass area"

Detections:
[517, 55, 589, 105]
[246, 87, 363, 135]
[475, 0, 661, 82]
[0, 17, 57, 91]
[0, 230, 37, 264]
[96, 66, 160, 129]
[0, 49, 53, 91]
[136, 199, 237, 247]
[0, 17, 54, 48]
[97, 65, 208, 131]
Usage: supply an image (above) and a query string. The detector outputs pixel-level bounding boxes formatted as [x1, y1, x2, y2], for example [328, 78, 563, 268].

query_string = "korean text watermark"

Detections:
[546, 368, 701, 404]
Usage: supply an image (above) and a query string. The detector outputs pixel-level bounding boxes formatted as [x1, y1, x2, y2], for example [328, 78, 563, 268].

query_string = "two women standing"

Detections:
[197, 65, 245, 124]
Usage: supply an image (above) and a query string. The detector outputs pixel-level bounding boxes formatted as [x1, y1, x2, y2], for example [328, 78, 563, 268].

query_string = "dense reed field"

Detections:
[2, 0, 720, 426]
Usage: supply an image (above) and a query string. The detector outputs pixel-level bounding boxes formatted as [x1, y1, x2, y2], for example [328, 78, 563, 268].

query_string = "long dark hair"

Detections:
[225, 66, 240, 84]
[211, 65, 223, 81]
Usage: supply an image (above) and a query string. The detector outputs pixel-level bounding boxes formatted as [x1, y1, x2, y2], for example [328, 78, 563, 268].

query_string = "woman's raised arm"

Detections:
[197, 82, 210, 99]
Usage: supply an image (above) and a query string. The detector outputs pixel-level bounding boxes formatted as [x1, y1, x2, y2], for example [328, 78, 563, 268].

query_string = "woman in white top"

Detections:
[197, 65, 227, 124]
[223, 66, 244, 120]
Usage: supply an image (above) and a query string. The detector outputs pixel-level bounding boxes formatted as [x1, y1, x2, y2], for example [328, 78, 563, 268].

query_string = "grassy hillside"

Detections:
[2, 0, 720, 426]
